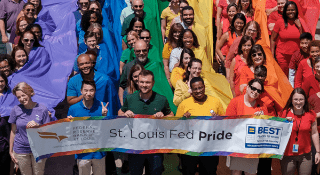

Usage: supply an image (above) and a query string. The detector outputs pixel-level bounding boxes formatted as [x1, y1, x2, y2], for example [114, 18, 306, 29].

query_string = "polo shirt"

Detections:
[175, 95, 225, 117]
[121, 91, 172, 116]
[120, 6, 134, 25]
[288, 49, 309, 70]
[68, 98, 107, 159]
[0, 0, 25, 32]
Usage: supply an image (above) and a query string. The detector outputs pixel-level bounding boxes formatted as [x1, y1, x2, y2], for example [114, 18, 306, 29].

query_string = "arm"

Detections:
[169, 49, 181, 72]
[122, 39, 128, 51]
[294, 62, 303, 88]
[9, 124, 18, 164]
[270, 31, 278, 57]
[173, 81, 191, 106]
[215, 32, 228, 63]
[0, 19, 8, 43]
[118, 87, 124, 106]
[161, 18, 167, 44]
[288, 69, 296, 88]
[163, 59, 171, 84]
[268, 23, 276, 31]
[120, 61, 125, 75]
[216, 7, 223, 39]
[67, 95, 83, 106]
[265, 5, 278, 16]
[312, 121, 320, 164]
[229, 58, 236, 97]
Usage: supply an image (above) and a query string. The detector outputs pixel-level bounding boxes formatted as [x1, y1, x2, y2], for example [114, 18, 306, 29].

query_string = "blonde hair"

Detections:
[87, 23, 103, 43]
[127, 30, 139, 39]
[13, 82, 35, 97]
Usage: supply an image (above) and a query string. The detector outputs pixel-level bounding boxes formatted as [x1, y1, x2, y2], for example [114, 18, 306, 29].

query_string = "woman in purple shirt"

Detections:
[9, 82, 51, 175]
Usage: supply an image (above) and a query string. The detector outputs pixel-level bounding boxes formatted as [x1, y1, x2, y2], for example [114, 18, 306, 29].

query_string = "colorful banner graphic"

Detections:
[27, 115, 293, 162]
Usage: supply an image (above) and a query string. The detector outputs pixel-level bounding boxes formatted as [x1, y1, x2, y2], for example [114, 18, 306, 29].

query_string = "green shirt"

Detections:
[121, 91, 172, 115]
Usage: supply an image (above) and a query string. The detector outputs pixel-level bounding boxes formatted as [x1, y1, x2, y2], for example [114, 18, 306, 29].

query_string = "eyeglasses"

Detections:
[252, 53, 263, 57]
[133, 5, 143, 8]
[134, 49, 148, 53]
[249, 85, 262, 94]
[23, 38, 35, 43]
[25, 8, 35, 12]
[248, 29, 257, 33]
[293, 98, 305, 103]
[140, 37, 150, 40]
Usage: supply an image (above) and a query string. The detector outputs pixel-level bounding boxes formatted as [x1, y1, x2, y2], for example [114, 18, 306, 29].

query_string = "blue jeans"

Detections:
[129, 154, 163, 175]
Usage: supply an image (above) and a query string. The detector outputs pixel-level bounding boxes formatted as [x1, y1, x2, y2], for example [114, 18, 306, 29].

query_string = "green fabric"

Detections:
[120, 48, 135, 63]
[121, 91, 172, 115]
[157, 0, 170, 16]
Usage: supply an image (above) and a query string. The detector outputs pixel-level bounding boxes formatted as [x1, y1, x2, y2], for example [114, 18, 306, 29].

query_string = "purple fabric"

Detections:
[0, 0, 25, 32]
[8, 103, 50, 154]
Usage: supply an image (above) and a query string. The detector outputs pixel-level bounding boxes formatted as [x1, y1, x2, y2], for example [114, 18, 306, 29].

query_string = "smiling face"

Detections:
[134, 40, 148, 63]
[286, 4, 297, 20]
[183, 31, 194, 49]
[133, 21, 143, 34]
[252, 50, 264, 66]
[315, 61, 320, 76]
[227, 6, 237, 21]
[132, 70, 141, 84]
[22, 32, 35, 50]
[15, 90, 32, 106]
[85, 36, 97, 50]
[89, 13, 98, 24]
[182, 9, 194, 26]
[173, 29, 182, 41]
[29, 0, 40, 8]
[310, 46, 320, 60]
[77, 54, 93, 75]
[15, 50, 28, 68]
[300, 39, 311, 53]
[19, 20, 28, 33]
[79, 0, 89, 11]
[188, 62, 202, 79]
[31, 27, 41, 40]
[277, 0, 286, 12]
[292, 93, 305, 112]
[182, 53, 191, 68]
[245, 24, 258, 40]
[241, 0, 250, 10]
[81, 84, 95, 101]
[234, 18, 245, 32]
[132, 0, 144, 17]
[0, 76, 5, 93]
[241, 40, 253, 56]
[191, 81, 206, 101]
[140, 31, 151, 46]
[89, 3, 101, 13]
[138, 74, 154, 94]
[0, 61, 11, 77]
[23, 4, 35, 19]
[247, 82, 262, 99]
[127, 34, 138, 48]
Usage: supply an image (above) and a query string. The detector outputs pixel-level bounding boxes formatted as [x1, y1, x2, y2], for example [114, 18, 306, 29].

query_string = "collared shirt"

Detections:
[121, 91, 172, 116]
[120, 6, 134, 25]
[0, 0, 25, 32]
[68, 98, 108, 159]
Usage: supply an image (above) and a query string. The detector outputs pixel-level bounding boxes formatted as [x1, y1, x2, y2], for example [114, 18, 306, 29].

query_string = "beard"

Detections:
[137, 55, 148, 63]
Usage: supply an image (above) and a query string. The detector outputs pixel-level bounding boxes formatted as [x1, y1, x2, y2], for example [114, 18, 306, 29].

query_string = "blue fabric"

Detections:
[67, 71, 119, 116]
[0, 0, 78, 119]
[76, 20, 84, 45]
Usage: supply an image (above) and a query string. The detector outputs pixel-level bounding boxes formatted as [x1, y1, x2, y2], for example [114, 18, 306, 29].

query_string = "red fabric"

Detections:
[224, 31, 238, 58]
[308, 93, 320, 133]
[218, 0, 228, 21]
[222, 18, 230, 34]
[273, 19, 300, 55]
[288, 50, 309, 70]
[302, 75, 320, 97]
[225, 36, 242, 68]
[267, 11, 282, 35]
[213, 2, 217, 18]
[260, 92, 282, 116]
[226, 95, 268, 116]
[245, 15, 254, 23]
[239, 66, 254, 86]
[265, 0, 277, 9]
[280, 110, 316, 156]
[276, 52, 293, 77]
[233, 55, 247, 96]
[294, 59, 313, 88]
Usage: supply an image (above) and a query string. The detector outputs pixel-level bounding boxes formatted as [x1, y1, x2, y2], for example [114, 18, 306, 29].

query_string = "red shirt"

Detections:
[280, 110, 316, 156]
[239, 66, 254, 86]
[222, 18, 230, 34]
[308, 93, 320, 133]
[218, 0, 228, 21]
[226, 95, 268, 116]
[294, 59, 313, 88]
[260, 92, 282, 117]
[225, 36, 242, 68]
[289, 50, 309, 70]
[265, 0, 277, 9]
[302, 75, 320, 97]
[233, 55, 247, 96]
[267, 11, 282, 35]
[273, 18, 300, 55]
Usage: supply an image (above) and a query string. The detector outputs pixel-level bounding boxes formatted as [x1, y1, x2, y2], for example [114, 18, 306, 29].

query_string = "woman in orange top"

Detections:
[239, 44, 266, 93]
[217, 3, 238, 40]
[162, 23, 184, 83]
[237, 0, 254, 23]
[216, 13, 246, 63]
[229, 35, 253, 97]
[226, 78, 267, 175]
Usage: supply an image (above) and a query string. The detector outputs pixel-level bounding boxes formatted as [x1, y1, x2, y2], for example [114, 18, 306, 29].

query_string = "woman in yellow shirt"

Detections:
[160, 0, 180, 44]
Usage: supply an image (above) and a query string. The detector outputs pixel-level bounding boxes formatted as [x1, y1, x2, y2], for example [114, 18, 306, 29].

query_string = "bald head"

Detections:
[134, 40, 148, 63]
[77, 54, 93, 74]
[77, 54, 91, 64]
[132, 0, 144, 17]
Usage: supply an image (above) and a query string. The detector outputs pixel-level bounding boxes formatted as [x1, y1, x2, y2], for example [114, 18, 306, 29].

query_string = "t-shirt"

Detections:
[239, 66, 254, 86]
[161, 7, 180, 37]
[68, 99, 108, 159]
[8, 103, 50, 154]
[273, 18, 300, 55]
[169, 47, 183, 72]
[162, 42, 173, 60]
[233, 55, 247, 96]
[267, 11, 282, 35]
[226, 95, 268, 116]
[218, 0, 228, 21]
[308, 93, 320, 133]
[280, 110, 316, 156]
[175, 95, 225, 117]
[302, 75, 320, 97]
[289, 50, 309, 70]
[294, 59, 313, 88]
[0, 0, 25, 32]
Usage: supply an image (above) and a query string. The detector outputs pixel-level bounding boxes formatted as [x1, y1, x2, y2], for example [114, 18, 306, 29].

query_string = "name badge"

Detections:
[293, 144, 299, 153]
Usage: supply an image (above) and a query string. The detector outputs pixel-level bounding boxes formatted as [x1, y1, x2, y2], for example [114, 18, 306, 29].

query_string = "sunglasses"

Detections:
[133, 5, 143, 8]
[78, 2, 89, 5]
[252, 53, 263, 57]
[249, 85, 262, 94]
[140, 37, 150, 40]
[25, 8, 35, 12]
[23, 38, 35, 43]
[134, 49, 148, 53]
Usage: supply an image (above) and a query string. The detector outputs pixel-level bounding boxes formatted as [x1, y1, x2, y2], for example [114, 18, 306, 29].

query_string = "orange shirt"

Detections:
[226, 95, 268, 116]
[233, 55, 247, 96]
[239, 66, 254, 86]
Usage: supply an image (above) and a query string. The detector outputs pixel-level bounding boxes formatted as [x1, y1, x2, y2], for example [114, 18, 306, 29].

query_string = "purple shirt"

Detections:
[9, 103, 50, 154]
[0, 0, 25, 32]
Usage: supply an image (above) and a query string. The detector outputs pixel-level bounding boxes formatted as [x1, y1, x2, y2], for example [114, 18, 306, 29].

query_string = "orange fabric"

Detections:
[239, 66, 254, 86]
[226, 95, 268, 116]
[223, 31, 238, 57]
[233, 55, 247, 96]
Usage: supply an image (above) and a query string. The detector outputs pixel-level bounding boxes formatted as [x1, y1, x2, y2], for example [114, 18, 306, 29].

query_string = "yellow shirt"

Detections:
[176, 95, 225, 117]
[162, 43, 173, 60]
[192, 47, 215, 73]
[161, 7, 180, 37]
[170, 67, 185, 89]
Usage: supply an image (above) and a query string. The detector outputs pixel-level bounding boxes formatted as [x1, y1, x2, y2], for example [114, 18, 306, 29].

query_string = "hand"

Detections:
[67, 115, 74, 119]
[294, 19, 302, 29]
[1, 35, 8, 43]
[154, 112, 164, 118]
[101, 102, 109, 116]
[254, 110, 264, 116]
[315, 152, 320, 164]
[48, 111, 52, 118]
[211, 110, 218, 117]
[183, 111, 191, 118]
[9, 152, 18, 164]
[286, 117, 294, 122]
[124, 110, 135, 118]
[96, 45, 100, 49]
[188, 88, 192, 94]
[26, 120, 39, 128]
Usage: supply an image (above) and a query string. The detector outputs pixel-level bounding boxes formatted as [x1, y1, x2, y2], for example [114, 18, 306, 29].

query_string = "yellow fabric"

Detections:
[176, 95, 225, 117]
[173, 79, 192, 106]
[162, 42, 173, 60]
[161, 7, 180, 37]
[192, 47, 215, 73]
[170, 67, 185, 89]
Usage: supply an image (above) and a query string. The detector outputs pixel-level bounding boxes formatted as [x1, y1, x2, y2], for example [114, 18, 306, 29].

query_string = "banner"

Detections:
[27, 115, 293, 162]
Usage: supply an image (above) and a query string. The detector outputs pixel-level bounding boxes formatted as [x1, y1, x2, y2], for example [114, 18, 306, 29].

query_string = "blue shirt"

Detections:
[68, 98, 108, 159]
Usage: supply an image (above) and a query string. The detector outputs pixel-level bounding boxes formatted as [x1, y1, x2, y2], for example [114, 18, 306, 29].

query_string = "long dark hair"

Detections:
[282, 88, 310, 116]
[237, 0, 254, 17]
[18, 30, 42, 48]
[11, 46, 29, 69]
[247, 44, 266, 67]
[177, 29, 199, 48]
[229, 13, 246, 39]
[81, 10, 103, 32]
[182, 58, 202, 82]
[179, 48, 195, 69]
[282, 1, 299, 27]
[126, 17, 145, 35]
[0, 72, 8, 92]
[25, 23, 43, 41]
[237, 35, 254, 55]
[127, 64, 145, 94]
[0, 54, 14, 74]
[167, 23, 184, 45]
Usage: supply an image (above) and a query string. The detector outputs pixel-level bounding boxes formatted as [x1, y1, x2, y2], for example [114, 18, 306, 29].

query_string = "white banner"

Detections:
[27, 116, 293, 161]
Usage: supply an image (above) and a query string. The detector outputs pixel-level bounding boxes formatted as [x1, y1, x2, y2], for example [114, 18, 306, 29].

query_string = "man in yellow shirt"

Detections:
[175, 76, 223, 175]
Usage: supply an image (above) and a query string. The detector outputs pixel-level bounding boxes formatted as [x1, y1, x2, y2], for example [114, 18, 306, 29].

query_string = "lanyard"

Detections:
[295, 116, 302, 142]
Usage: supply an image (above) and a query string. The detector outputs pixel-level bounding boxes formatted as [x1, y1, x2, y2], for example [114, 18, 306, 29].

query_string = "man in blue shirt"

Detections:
[68, 80, 109, 175]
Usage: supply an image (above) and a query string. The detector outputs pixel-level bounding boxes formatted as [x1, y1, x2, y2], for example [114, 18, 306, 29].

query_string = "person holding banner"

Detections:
[226, 78, 267, 175]
[280, 88, 320, 175]
[175, 76, 223, 174]
[9, 82, 51, 175]
[67, 80, 109, 175]
[119, 70, 174, 175]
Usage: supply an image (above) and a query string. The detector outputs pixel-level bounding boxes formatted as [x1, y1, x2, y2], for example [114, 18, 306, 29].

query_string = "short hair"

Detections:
[179, 48, 195, 69]
[81, 10, 103, 32]
[28, 0, 42, 14]
[84, 31, 97, 42]
[180, 0, 189, 5]
[18, 30, 42, 48]
[0, 54, 14, 71]
[181, 6, 194, 15]
[307, 40, 320, 53]
[16, 16, 29, 36]
[0, 72, 8, 92]
[177, 29, 200, 48]
[25, 23, 43, 41]
[183, 58, 202, 82]
[81, 80, 96, 90]
[167, 23, 184, 44]
[140, 29, 151, 36]
[229, 13, 246, 39]
[300, 32, 312, 41]
[283, 1, 299, 27]
[126, 17, 145, 34]
[13, 82, 35, 97]
[254, 65, 267, 78]
[313, 56, 320, 65]
[23, 2, 35, 9]
[227, 3, 237, 12]
[85, 50, 97, 58]
[87, 23, 103, 43]
[139, 70, 154, 82]
[237, 35, 254, 55]
[282, 88, 310, 114]
[248, 78, 264, 93]
[243, 21, 261, 40]
[247, 44, 266, 67]
[89, 1, 102, 13]
[127, 30, 139, 39]
[190, 76, 204, 89]
[11, 46, 29, 69]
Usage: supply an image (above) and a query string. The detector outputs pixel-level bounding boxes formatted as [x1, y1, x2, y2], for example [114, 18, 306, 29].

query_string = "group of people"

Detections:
[0, 0, 319, 175]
